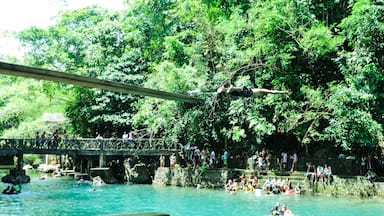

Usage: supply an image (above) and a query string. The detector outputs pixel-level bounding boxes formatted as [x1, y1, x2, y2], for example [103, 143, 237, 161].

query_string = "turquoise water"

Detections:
[1, 177, 383, 216]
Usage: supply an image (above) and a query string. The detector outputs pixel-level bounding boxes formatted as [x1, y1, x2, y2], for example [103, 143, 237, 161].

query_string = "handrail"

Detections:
[0, 138, 178, 152]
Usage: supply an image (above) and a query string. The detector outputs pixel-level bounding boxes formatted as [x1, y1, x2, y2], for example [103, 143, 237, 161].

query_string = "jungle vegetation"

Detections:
[0, 0, 383, 157]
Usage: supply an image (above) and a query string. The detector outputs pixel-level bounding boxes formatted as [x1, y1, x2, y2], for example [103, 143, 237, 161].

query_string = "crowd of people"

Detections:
[32, 130, 137, 149]
[247, 150, 299, 172]
[173, 144, 225, 169]
[34, 129, 68, 148]
[170, 145, 302, 175]
[32, 129, 383, 191]
[225, 173, 302, 196]
[224, 173, 298, 215]
[304, 163, 334, 185]
[302, 153, 384, 188]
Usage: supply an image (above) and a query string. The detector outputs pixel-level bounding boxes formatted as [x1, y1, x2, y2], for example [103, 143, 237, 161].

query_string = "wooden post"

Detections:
[87, 157, 92, 175]
[99, 153, 106, 167]
[80, 158, 84, 173]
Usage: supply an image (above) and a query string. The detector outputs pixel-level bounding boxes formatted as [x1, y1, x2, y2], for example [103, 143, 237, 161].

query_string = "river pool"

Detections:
[0, 176, 383, 216]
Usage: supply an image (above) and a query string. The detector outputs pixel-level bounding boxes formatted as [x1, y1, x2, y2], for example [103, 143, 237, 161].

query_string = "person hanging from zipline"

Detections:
[216, 85, 288, 97]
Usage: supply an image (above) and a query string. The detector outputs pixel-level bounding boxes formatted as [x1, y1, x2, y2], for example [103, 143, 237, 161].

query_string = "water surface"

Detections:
[0, 177, 383, 216]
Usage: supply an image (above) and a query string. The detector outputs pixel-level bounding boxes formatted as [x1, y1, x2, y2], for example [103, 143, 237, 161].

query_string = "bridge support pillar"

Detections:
[87, 159, 92, 174]
[17, 152, 23, 170]
[99, 153, 106, 167]
[1, 153, 30, 184]
[79, 159, 84, 173]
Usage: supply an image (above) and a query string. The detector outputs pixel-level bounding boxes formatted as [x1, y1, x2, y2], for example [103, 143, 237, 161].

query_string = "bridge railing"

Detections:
[0, 138, 178, 151]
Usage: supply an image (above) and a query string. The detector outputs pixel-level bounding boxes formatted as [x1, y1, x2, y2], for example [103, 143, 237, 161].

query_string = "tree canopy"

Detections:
[1, 0, 383, 156]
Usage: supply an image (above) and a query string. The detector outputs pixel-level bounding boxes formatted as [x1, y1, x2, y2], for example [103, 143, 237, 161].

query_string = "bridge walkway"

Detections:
[0, 138, 178, 156]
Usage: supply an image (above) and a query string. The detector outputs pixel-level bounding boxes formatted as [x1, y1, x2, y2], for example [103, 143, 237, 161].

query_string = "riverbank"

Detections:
[2, 165, 383, 198]
[152, 167, 384, 198]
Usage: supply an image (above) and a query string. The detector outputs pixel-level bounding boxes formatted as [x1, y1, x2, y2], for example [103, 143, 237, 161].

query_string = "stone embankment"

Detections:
[152, 167, 384, 198]
[153, 167, 230, 188]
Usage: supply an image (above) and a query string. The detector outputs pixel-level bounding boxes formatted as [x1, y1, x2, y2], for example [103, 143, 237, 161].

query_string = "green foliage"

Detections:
[23, 154, 43, 166]
[0, 79, 67, 137]
[335, 0, 384, 149]
[65, 87, 95, 136]
[300, 0, 353, 26]
[324, 84, 382, 149]
[1, 0, 382, 156]
[338, 0, 384, 91]
[299, 24, 342, 60]
[133, 61, 207, 139]
[17, 6, 149, 137]
[18, 6, 108, 71]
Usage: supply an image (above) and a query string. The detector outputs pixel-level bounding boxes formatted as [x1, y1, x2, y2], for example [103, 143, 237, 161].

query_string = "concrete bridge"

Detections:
[0, 138, 177, 184]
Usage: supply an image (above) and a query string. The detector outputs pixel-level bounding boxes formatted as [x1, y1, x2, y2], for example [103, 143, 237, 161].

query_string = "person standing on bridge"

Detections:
[62, 130, 69, 147]
[53, 129, 60, 148]
[35, 132, 40, 147]
[128, 131, 134, 147]
[122, 131, 129, 147]
[41, 131, 47, 148]
[96, 133, 103, 149]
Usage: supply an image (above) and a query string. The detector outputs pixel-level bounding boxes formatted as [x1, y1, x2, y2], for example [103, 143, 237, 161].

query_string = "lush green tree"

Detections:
[2, 0, 382, 157]
[0, 78, 67, 138]
[18, 7, 147, 137]
[129, 0, 383, 154]
[131, 0, 221, 146]
[275, 0, 384, 153]
[336, 0, 384, 148]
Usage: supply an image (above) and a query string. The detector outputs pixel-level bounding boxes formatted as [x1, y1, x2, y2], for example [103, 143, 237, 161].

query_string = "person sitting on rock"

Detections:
[324, 164, 333, 185]
[294, 183, 302, 194]
[366, 169, 377, 187]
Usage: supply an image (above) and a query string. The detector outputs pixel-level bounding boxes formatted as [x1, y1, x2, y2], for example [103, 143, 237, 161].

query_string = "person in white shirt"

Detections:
[290, 152, 298, 172]
[170, 153, 177, 168]
[281, 152, 288, 171]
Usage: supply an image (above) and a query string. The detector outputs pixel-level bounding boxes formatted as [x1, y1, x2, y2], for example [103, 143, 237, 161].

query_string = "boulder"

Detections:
[1, 169, 30, 184]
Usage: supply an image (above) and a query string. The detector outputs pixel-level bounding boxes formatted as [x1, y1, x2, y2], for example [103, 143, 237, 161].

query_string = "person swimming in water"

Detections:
[270, 202, 280, 215]
[3, 184, 21, 194]
[280, 203, 293, 216]
[270, 202, 293, 216]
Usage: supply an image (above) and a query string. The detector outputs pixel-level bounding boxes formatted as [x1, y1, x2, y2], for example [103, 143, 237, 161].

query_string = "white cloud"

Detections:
[0, 0, 60, 31]
[0, 0, 126, 58]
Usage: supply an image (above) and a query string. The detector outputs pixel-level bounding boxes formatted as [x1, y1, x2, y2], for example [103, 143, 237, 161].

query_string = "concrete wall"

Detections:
[153, 167, 239, 188]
